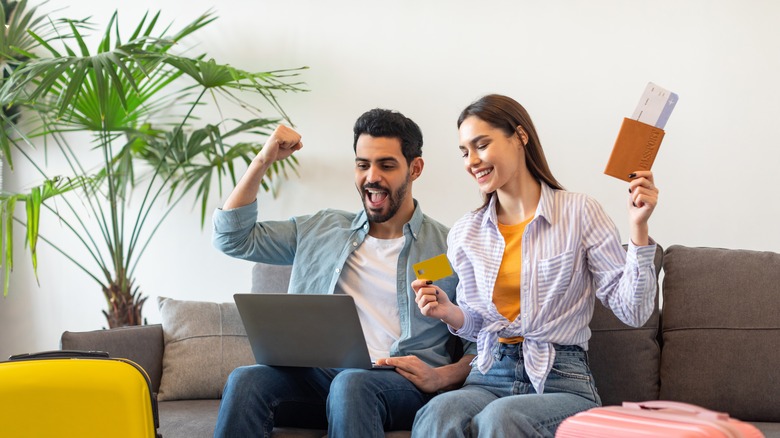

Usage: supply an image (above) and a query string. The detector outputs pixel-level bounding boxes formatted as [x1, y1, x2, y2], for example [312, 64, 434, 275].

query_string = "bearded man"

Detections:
[212, 108, 475, 438]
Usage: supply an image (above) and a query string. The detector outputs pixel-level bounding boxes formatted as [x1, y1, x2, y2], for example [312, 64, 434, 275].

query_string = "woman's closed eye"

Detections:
[460, 143, 489, 158]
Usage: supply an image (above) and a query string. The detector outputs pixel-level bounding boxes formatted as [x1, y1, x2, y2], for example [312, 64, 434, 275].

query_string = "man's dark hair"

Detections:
[353, 108, 423, 165]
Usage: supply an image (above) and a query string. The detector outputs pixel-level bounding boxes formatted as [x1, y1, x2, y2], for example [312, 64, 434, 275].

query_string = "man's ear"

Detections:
[515, 126, 529, 146]
[410, 157, 424, 181]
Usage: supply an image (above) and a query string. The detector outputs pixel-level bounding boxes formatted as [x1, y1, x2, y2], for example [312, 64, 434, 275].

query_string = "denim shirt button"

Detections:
[335, 268, 340, 274]
[352, 241, 358, 247]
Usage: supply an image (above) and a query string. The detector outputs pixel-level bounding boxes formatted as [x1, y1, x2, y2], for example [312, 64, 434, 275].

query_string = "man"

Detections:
[212, 108, 475, 437]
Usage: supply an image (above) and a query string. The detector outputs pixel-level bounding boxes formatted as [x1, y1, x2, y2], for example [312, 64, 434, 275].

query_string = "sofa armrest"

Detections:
[60, 324, 164, 393]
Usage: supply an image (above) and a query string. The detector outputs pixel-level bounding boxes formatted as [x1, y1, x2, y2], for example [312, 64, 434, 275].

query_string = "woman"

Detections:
[412, 94, 659, 437]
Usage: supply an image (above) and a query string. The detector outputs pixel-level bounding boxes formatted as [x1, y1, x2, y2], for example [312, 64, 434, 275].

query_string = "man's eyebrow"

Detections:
[355, 156, 400, 164]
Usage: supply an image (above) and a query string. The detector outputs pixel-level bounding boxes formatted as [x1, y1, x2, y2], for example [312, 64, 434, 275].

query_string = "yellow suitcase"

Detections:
[0, 350, 160, 438]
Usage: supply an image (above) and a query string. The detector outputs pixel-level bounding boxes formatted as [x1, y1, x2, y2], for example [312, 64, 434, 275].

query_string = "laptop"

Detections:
[233, 293, 394, 369]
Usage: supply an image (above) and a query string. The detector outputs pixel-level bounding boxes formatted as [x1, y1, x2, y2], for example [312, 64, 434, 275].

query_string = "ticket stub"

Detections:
[631, 82, 679, 129]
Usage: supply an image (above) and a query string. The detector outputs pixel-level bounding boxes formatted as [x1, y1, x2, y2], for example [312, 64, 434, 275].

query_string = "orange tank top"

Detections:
[494, 216, 532, 344]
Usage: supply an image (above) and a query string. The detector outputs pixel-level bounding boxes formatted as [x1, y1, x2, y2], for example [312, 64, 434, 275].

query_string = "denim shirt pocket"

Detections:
[535, 250, 575, 307]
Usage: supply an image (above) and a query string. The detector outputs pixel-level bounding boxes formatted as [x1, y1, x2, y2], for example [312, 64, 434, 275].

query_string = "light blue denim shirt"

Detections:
[212, 199, 474, 367]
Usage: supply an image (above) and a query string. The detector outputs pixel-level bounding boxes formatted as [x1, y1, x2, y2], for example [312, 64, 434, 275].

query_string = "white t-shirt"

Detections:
[336, 235, 403, 361]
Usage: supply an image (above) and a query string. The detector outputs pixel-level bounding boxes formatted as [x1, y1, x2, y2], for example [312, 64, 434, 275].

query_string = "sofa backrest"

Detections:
[251, 263, 292, 293]
[587, 244, 664, 406]
[252, 249, 666, 407]
[61, 324, 165, 393]
[660, 245, 780, 422]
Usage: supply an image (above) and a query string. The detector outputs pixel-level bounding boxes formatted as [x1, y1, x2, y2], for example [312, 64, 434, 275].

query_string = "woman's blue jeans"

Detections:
[213, 364, 433, 438]
[412, 343, 601, 438]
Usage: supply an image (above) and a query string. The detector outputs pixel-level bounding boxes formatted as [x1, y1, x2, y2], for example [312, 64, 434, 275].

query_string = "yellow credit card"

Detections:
[413, 254, 453, 281]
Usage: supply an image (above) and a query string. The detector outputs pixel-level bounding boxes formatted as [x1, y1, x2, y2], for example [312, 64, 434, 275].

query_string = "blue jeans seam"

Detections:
[548, 368, 592, 382]
[264, 399, 279, 438]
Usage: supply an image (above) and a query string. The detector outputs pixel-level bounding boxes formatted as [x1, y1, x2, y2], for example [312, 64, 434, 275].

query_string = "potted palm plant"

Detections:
[0, 0, 306, 327]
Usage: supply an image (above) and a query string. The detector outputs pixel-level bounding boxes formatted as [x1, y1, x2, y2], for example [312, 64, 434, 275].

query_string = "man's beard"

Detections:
[362, 175, 410, 224]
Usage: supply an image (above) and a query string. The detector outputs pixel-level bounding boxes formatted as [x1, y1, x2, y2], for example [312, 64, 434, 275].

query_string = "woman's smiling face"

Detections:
[458, 116, 526, 194]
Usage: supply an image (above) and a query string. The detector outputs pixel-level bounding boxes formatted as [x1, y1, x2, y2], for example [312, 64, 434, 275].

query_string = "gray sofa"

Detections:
[60, 245, 780, 437]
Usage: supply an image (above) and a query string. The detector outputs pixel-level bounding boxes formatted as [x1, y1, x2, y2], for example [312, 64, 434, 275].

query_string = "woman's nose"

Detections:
[466, 151, 480, 166]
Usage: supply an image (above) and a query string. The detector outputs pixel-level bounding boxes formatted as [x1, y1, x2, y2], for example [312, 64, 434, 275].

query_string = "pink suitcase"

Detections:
[556, 401, 765, 438]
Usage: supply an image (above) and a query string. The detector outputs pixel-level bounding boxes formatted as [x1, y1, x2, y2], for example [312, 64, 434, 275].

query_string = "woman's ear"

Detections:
[515, 126, 529, 146]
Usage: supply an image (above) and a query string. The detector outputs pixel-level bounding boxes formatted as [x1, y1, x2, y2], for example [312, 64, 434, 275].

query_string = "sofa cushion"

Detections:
[158, 399, 412, 438]
[157, 297, 254, 401]
[60, 324, 165, 393]
[587, 244, 663, 406]
[158, 400, 226, 438]
[660, 245, 780, 422]
[251, 262, 292, 293]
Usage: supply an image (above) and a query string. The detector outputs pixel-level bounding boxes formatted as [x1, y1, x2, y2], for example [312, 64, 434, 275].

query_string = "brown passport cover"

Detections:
[604, 118, 665, 182]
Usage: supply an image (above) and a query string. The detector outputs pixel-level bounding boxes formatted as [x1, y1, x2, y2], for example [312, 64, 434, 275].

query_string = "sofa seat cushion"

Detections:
[158, 400, 412, 438]
[660, 245, 780, 422]
[157, 297, 255, 401]
[158, 399, 221, 438]
[751, 422, 780, 437]
[159, 400, 326, 438]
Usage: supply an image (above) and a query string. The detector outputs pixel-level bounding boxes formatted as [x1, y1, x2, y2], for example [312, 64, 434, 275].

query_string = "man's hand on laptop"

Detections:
[375, 356, 444, 394]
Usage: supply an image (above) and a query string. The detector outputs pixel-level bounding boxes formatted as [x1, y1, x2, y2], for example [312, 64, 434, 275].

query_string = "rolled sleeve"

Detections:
[618, 238, 658, 326]
[212, 201, 260, 255]
[450, 306, 479, 342]
[213, 202, 259, 233]
[627, 238, 658, 269]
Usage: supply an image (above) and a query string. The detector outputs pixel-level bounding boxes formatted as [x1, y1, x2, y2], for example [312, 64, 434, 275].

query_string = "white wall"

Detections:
[2, 0, 779, 359]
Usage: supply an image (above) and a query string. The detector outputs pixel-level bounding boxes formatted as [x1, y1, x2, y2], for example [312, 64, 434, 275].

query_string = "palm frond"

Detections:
[2, 195, 16, 296]
[161, 55, 308, 123]
[0, 175, 93, 295]
[0, 0, 47, 63]
[0, 5, 306, 326]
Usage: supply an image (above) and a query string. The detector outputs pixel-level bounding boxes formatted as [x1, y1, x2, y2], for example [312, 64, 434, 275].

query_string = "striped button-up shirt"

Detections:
[448, 182, 657, 394]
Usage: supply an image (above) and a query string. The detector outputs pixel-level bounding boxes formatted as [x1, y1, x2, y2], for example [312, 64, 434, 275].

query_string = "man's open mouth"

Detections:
[366, 188, 389, 205]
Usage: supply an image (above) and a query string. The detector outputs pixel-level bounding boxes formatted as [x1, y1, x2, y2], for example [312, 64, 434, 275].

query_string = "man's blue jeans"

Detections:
[213, 364, 433, 438]
[412, 343, 601, 438]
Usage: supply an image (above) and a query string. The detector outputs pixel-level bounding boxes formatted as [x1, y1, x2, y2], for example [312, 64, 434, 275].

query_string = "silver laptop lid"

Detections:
[234, 293, 374, 369]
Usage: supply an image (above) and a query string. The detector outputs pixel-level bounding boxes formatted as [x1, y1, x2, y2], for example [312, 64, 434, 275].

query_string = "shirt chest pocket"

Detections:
[535, 250, 576, 305]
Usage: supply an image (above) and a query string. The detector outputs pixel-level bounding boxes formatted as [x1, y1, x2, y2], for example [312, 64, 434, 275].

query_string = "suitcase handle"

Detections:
[623, 400, 729, 421]
[9, 350, 110, 361]
[605, 403, 744, 438]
